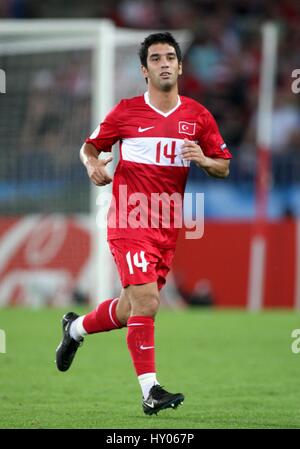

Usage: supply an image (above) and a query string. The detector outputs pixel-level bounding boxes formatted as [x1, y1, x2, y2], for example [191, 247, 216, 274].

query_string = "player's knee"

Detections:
[132, 293, 159, 318]
[144, 297, 159, 317]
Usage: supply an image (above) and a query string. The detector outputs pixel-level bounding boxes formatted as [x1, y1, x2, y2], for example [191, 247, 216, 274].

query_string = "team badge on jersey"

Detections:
[178, 121, 196, 136]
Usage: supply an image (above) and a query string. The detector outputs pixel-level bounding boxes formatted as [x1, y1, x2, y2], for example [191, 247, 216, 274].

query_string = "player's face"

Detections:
[142, 43, 182, 91]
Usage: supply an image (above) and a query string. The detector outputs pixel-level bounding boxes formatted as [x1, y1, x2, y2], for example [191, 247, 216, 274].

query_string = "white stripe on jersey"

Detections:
[127, 323, 145, 326]
[121, 137, 190, 167]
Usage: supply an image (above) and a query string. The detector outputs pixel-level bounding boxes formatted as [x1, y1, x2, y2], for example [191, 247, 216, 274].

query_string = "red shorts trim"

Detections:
[108, 239, 175, 290]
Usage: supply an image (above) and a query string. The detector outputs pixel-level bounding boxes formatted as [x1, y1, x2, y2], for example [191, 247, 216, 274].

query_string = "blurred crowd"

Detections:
[18, 57, 91, 181]
[1, 0, 300, 191]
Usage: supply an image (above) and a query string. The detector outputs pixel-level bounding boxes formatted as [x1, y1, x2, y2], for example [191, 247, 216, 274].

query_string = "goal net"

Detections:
[0, 20, 192, 305]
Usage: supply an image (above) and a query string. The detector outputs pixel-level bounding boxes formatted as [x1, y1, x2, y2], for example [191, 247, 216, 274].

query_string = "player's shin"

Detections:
[127, 316, 159, 399]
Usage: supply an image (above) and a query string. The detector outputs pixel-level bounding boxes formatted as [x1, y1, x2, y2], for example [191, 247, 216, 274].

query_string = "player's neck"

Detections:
[147, 87, 179, 113]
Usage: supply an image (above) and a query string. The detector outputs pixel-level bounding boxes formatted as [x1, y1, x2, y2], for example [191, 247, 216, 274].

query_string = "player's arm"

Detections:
[181, 139, 230, 178]
[80, 143, 113, 186]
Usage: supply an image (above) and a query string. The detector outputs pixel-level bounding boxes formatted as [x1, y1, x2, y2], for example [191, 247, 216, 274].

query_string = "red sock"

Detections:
[83, 298, 124, 334]
[126, 316, 156, 376]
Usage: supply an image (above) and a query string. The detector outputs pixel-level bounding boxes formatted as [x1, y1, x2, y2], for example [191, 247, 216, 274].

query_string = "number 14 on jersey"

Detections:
[126, 251, 149, 274]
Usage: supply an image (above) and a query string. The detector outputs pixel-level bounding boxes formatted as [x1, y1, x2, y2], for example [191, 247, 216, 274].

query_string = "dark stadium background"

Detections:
[0, 0, 300, 431]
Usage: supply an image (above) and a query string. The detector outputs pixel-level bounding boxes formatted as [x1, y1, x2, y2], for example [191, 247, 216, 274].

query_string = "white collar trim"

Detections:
[144, 92, 181, 117]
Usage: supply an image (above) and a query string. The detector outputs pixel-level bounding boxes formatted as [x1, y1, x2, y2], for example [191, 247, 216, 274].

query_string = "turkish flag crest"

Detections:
[179, 121, 196, 136]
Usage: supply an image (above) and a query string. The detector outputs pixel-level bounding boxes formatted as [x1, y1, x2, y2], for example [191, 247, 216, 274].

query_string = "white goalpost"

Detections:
[0, 20, 192, 305]
[247, 22, 279, 310]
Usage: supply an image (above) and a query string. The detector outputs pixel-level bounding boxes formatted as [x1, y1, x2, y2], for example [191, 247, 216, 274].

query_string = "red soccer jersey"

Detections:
[86, 92, 232, 248]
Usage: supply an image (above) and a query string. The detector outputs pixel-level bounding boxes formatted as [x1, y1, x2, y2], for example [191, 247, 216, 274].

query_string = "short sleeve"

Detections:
[198, 110, 232, 159]
[85, 103, 121, 152]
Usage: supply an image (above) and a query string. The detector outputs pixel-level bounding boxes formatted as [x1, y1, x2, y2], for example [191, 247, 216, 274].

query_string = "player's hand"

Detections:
[181, 138, 210, 169]
[86, 156, 113, 186]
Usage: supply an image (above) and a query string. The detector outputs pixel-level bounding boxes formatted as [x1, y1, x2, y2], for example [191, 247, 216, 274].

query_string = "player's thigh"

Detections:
[126, 282, 159, 303]
[117, 283, 159, 320]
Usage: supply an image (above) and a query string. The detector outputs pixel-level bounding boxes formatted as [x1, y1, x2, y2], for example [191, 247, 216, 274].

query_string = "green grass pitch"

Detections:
[0, 307, 300, 429]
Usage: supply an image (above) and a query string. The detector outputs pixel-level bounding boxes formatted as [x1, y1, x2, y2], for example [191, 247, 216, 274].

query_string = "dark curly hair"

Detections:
[139, 32, 182, 68]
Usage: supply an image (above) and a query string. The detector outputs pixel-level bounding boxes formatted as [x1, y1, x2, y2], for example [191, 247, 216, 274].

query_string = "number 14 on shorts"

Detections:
[126, 251, 149, 274]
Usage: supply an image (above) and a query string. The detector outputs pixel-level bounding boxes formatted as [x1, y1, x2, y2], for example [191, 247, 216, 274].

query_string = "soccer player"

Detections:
[55, 32, 232, 415]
